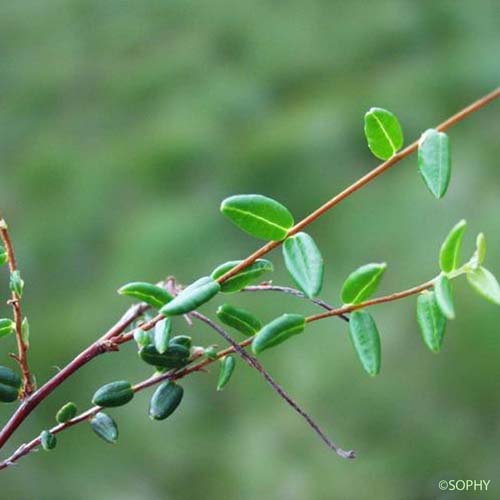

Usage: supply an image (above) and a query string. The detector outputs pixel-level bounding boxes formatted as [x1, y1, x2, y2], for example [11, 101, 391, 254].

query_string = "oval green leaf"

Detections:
[217, 355, 236, 391]
[282, 232, 324, 298]
[160, 277, 220, 316]
[466, 267, 500, 306]
[364, 107, 404, 160]
[10, 270, 24, 298]
[418, 129, 451, 199]
[154, 318, 172, 354]
[56, 402, 78, 423]
[211, 259, 273, 293]
[149, 381, 184, 420]
[40, 430, 57, 451]
[90, 412, 118, 444]
[169, 335, 192, 349]
[139, 344, 191, 368]
[0, 366, 21, 403]
[348, 310, 381, 376]
[252, 313, 305, 354]
[341, 263, 387, 304]
[92, 380, 134, 408]
[0, 319, 15, 339]
[216, 304, 262, 337]
[434, 274, 455, 320]
[118, 282, 173, 309]
[416, 290, 446, 353]
[220, 194, 294, 241]
[439, 219, 467, 273]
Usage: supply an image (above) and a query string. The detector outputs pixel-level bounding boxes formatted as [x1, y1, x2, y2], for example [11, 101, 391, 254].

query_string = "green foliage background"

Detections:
[1, 1, 499, 499]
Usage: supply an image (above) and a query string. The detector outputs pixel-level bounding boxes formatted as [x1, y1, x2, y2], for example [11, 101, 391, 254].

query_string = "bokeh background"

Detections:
[1, 1, 499, 499]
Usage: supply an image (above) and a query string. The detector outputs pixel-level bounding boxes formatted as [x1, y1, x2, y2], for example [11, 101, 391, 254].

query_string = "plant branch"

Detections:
[0, 217, 33, 397]
[216, 87, 500, 285]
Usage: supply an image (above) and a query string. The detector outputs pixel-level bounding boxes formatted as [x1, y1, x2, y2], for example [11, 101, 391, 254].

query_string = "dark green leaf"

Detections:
[92, 380, 134, 408]
[211, 259, 273, 293]
[282, 232, 324, 298]
[217, 355, 236, 391]
[341, 263, 387, 304]
[364, 107, 404, 160]
[10, 270, 24, 297]
[118, 282, 173, 309]
[160, 277, 220, 316]
[216, 304, 262, 336]
[220, 194, 294, 240]
[348, 310, 381, 376]
[439, 220, 467, 273]
[40, 430, 57, 451]
[90, 412, 118, 444]
[149, 381, 184, 420]
[139, 344, 190, 368]
[169, 335, 192, 349]
[56, 402, 78, 423]
[154, 318, 172, 354]
[0, 366, 21, 403]
[0, 245, 7, 266]
[418, 129, 451, 199]
[466, 267, 500, 305]
[252, 313, 305, 354]
[434, 274, 455, 320]
[416, 291, 446, 353]
[0, 319, 15, 339]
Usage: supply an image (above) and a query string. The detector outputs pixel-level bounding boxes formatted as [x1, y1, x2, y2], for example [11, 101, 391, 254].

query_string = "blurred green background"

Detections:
[1, 1, 499, 499]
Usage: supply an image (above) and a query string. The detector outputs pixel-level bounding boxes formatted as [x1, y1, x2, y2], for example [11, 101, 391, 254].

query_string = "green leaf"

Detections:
[92, 380, 134, 408]
[40, 430, 57, 451]
[348, 310, 381, 376]
[153, 318, 172, 354]
[160, 277, 220, 316]
[434, 274, 455, 320]
[217, 355, 236, 391]
[21, 317, 29, 348]
[417, 129, 451, 199]
[56, 402, 78, 423]
[118, 282, 173, 309]
[169, 335, 192, 349]
[10, 270, 24, 297]
[133, 329, 151, 349]
[0, 319, 15, 339]
[211, 259, 273, 293]
[282, 232, 324, 298]
[469, 233, 486, 270]
[220, 194, 294, 241]
[216, 304, 262, 336]
[204, 346, 218, 360]
[252, 313, 305, 354]
[149, 381, 184, 420]
[0, 245, 7, 266]
[90, 412, 119, 444]
[341, 263, 387, 304]
[364, 107, 404, 160]
[466, 267, 500, 306]
[416, 291, 446, 353]
[439, 220, 467, 273]
[0, 365, 21, 403]
[139, 344, 191, 368]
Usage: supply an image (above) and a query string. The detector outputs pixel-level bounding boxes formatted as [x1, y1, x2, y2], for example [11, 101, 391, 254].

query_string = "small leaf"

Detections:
[154, 318, 172, 354]
[418, 129, 451, 199]
[0, 365, 21, 403]
[252, 314, 305, 354]
[364, 107, 404, 160]
[92, 380, 134, 408]
[90, 412, 118, 444]
[21, 317, 30, 348]
[0, 245, 7, 266]
[0, 319, 15, 339]
[416, 291, 446, 353]
[469, 233, 486, 270]
[133, 329, 151, 349]
[341, 263, 387, 304]
[216, 304, 262, 336]
[149, 381, 184, 420]
[56, 402, 78, 423]
[10, 270, 24, 297]
[204, 346, 218, 360]
[282, 232, 324, 298]
[169, 335, 192, 349]
[40, 430, 57, 451]
[160, 277, 220, 316]
[211, 259, 274, 293]
[139, 344, 190, 368]
[220, 194, 294, 241]
[118, 282, 173, 309]
[434, 274, 455, 320]
[217, 355, 236, 391]
[466, 267, 500, 306]
[439, 220, 467, 273]
[348, 310, 381, 376]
